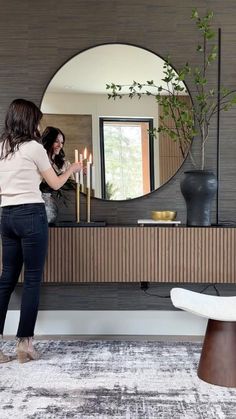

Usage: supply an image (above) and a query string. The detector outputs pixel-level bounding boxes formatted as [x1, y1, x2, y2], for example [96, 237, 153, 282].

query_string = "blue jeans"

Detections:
[0, 203, 48, 337]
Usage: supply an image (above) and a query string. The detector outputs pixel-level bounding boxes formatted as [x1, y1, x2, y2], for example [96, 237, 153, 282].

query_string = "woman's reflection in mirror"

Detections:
[41, 126, 74, 178]
[40, 126, 76, 216]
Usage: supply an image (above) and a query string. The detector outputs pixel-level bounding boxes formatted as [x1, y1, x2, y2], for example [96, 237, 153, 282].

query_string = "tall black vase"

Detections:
[180, 170, 218, 226]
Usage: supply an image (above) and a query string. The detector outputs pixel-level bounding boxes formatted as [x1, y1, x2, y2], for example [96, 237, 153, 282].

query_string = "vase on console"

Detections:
[42, 192, 58, 224]
[180, 170, 218, 226]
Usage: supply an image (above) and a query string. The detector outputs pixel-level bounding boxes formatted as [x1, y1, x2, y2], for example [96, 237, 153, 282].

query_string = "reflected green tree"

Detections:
[104, 124, 144, 200]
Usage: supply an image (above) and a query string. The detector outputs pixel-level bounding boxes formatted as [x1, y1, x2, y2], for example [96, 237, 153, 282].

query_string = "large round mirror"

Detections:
[41, 43, 190, 201]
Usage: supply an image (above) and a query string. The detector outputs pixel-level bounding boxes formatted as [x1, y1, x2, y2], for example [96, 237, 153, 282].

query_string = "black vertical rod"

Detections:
[216, 28, 221, 225]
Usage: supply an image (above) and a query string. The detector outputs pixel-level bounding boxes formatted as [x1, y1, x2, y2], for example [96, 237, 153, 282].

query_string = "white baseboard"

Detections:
[5, 311, 207, 336]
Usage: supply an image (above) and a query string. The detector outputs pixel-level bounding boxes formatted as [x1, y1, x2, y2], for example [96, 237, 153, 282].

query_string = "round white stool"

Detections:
[171, 287, 236, 387]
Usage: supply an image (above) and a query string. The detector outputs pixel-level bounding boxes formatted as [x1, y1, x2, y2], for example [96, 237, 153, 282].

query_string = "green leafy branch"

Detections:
[106, 8, 236, 170]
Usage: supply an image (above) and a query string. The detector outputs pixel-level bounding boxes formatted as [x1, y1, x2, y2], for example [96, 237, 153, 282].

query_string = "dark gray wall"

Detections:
[9, 283, 236, 310]
[2, 0, 236, 310]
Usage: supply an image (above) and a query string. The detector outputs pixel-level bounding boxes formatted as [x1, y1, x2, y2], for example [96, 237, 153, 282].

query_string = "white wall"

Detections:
[5, 311, 207, 336]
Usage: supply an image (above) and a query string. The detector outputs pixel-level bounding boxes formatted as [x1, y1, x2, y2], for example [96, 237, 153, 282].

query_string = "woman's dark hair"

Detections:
[41, 126, 65, 170]
[0, 98, 42, 159]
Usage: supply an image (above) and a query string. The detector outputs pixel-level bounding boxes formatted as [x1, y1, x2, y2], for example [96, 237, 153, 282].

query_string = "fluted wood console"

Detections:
[29, 227, 236, 283]
[1, 226, 236, 283]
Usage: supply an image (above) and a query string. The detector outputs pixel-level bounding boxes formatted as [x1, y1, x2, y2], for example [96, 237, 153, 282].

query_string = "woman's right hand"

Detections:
[41, 163, 82, 191]
[70, 162, 82, 174]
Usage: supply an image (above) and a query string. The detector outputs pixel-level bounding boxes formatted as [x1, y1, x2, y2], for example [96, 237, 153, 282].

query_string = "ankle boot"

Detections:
[16, 338, 40, 363]
[0, 335, 14, 363]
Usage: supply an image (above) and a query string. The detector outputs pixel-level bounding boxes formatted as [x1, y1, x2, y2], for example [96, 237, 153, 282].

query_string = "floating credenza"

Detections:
[1, 227, 236, 283]
[36, 226, 236, 283]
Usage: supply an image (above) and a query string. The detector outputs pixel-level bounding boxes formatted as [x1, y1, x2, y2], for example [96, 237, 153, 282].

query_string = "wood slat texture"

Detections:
[3, 226, 233, 284]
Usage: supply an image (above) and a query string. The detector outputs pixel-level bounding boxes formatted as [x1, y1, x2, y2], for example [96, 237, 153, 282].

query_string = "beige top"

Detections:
[0, 140, 51, 207]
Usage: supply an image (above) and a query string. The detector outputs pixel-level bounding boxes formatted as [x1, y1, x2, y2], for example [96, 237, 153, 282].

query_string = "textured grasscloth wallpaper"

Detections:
[1, 0, 236, 308]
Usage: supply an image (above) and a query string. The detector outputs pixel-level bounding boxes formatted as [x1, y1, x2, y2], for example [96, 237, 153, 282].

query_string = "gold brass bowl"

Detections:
[151, 210, 177, 221]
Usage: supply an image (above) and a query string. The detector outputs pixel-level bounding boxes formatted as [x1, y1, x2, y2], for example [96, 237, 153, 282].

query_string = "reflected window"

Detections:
[100, 118, 154, 200]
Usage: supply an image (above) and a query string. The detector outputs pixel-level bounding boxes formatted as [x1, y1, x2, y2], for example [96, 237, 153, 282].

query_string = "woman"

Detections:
[0, 99, 81, 363]
[40, 126, 75, 221]
[41, 126, 73, 177]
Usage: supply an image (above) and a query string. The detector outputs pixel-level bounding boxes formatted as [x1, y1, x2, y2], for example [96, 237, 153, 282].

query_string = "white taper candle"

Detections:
[79, 153, 83, 184]
[92, 165, 95, 191]
[87, 153, 92, 189]
[87, 161, 90, 188]
[74, 149, 79, 183]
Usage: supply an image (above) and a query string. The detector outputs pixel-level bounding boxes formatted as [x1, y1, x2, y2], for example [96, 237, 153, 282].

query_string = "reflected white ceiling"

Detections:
[46, 44, 182, 95]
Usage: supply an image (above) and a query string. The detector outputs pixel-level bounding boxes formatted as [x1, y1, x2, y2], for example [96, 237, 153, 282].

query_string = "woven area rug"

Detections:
[1, 340, 236, 419]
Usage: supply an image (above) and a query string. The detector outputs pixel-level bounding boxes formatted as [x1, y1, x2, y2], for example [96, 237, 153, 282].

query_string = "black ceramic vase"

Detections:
[180, 170, 218, 226]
